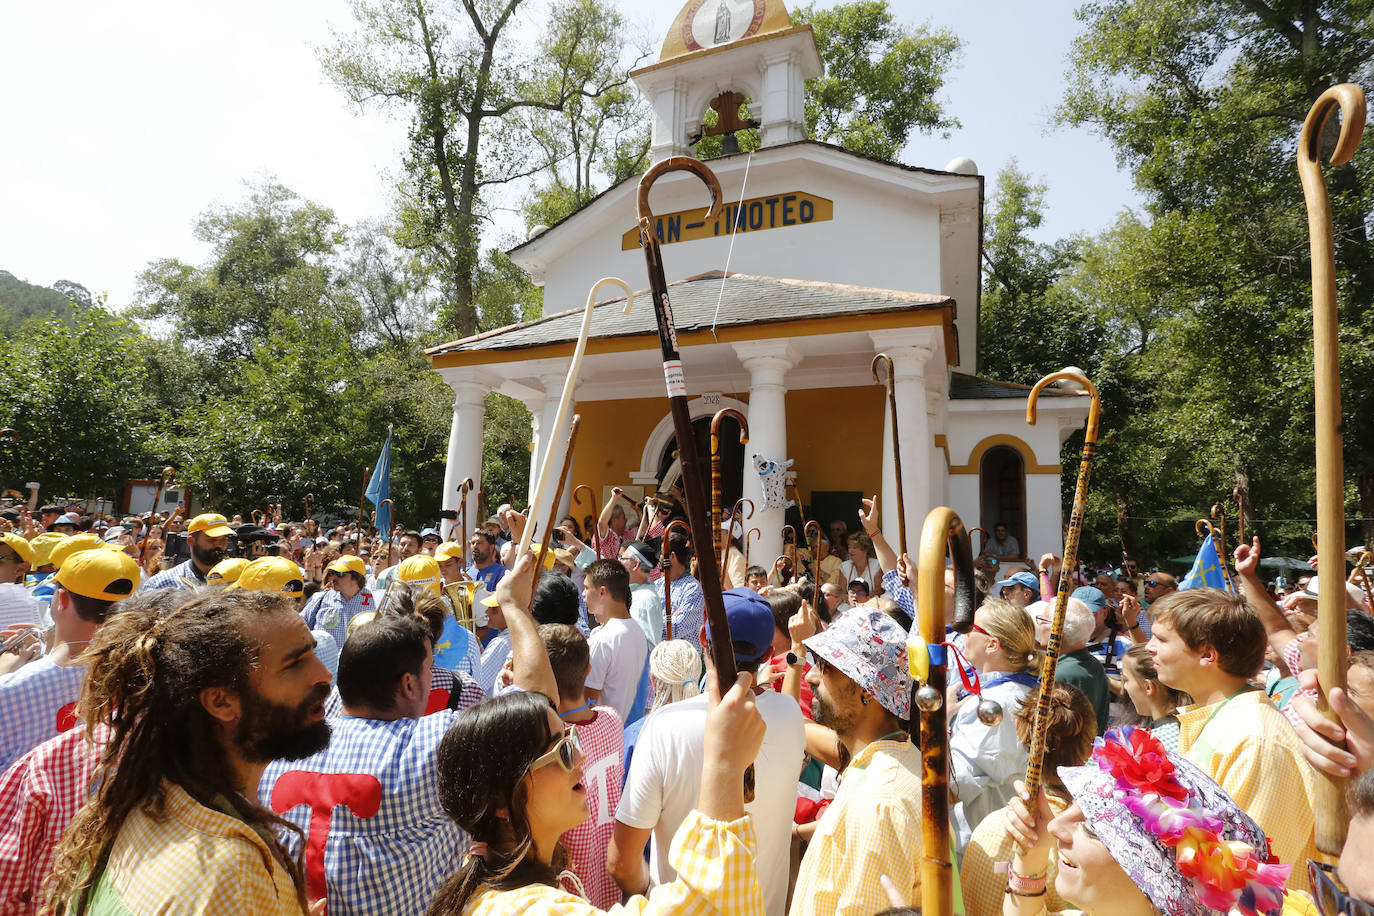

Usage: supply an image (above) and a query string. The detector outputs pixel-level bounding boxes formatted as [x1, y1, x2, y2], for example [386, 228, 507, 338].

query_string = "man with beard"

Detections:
[0, 548, 141, 772]
[43, 588, 333, 914]
[791, 609, 921, 916]
[464, 529, 507, 593]
[140, 512, 232, 590]
[260, 614, 469, 914]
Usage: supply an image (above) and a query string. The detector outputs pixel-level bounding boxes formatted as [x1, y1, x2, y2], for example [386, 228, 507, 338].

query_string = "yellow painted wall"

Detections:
[569, 386, 886, 511]
[785, 386, 886, 505]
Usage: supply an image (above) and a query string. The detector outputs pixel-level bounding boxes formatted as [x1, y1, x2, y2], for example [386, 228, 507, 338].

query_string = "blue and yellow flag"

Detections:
[1181, 533, 1230, 591]
[364, 429, 392, 534]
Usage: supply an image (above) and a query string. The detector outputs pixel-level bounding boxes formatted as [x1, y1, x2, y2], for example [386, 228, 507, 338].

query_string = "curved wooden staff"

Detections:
[516, 277, 634, 560]
[782, 524, 799, 575]
[1195, 516, 1235, 593]
[710, 408, 749, 565]
[458, 477, 475, 544]
[721, 497, 755, 587]
[304, 493, 313, 521]
[804, 520, 823, 611]
[251, 509, 265, 526]
[573, 485, 601, 556]
[1232, 486, 1247, 547]
[772, 554, 794, 586]
[1300, 82, 1366, 854]
[913, 507, 978, 916]
[872, 354, 907, 554]
[661, 519, 695, 640]
[1349, 549, 1374, 611]
[636, 157, 739, 688]
[152, 466, 176, 515]
[1022, 368, 1101, 800]
[745, 527, 760, 571]
[531, 416, 582, 597]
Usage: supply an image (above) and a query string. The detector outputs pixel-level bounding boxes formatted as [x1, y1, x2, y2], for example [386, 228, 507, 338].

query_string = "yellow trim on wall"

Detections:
[429, 308, 954, 370]
[948, 434, 1061, 475]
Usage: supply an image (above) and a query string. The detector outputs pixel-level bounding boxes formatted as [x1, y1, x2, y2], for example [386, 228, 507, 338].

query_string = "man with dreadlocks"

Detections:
[44, 588, 334, 914]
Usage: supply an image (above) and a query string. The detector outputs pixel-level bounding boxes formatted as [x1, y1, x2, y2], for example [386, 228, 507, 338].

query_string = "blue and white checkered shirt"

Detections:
[259, 712, 469, 915]
[0, 657, 86, 773]
[301, 588, 376, 648]
[139, 557, 205, 592]
[655, 574, 705, 644]
[883, 567, 914, 621]
[477, 630, 512, 696]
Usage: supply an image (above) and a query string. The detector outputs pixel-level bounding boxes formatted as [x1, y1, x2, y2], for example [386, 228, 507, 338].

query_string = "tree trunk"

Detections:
[1115, 491, 1135, 567]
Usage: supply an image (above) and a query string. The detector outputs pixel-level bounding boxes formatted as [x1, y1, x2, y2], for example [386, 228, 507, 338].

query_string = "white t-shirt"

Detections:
[616, 690, 805, 916]
[586, 616, 648, 724]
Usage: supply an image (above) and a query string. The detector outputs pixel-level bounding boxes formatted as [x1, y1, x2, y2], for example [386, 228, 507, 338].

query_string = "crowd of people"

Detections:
[0, 491, 1371, 916]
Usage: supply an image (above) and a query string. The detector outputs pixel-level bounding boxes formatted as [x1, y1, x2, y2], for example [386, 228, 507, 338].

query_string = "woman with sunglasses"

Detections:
[949, 598, 1041, 857]
[1001, 725, 1312, 916]
[424, 545, 768, 916]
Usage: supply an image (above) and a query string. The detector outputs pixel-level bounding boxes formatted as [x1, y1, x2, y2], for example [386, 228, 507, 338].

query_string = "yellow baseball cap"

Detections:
[188, 513, 234, 538]
[0, 532, 36, 566]
[54, 548, 140, 602]
[49, 533, 106, 570]
[434, 541, 465, 563]
[207, 557, 249, 585]
[28, 532, 68, 568]
[396, 555, 441, 595]
[326, 555, 367, 578]
[230, 556, 305, 598]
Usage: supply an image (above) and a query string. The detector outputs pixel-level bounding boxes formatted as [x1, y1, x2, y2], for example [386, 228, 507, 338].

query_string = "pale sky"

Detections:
[0, 0, 1137, 308]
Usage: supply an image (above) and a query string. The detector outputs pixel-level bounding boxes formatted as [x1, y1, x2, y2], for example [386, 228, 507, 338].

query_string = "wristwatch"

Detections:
[786, 651, 804, 667]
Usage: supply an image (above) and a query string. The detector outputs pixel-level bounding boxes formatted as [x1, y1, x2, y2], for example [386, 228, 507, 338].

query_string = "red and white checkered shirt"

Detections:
[597, 527, 623, 562]
[0, 724, 107, 914]
[559, 706, 625, 909]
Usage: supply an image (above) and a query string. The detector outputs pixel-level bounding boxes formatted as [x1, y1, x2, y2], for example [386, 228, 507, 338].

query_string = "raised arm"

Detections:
[498, 518, 559, 702]
[859, 496, 899, 573]
[1234, 537, 1297, 661]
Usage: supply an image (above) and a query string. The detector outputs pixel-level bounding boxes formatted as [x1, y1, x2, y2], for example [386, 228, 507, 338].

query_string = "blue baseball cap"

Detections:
[420, 527, 440, 540]
[994, 571, 1040, 597]
[1071, 585, 1108, 613]
[719, 587, 777, 664]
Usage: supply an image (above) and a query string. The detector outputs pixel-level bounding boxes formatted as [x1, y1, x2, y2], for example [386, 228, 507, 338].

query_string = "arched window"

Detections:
[980, 445, 1026, 557]
[655, 414, 746, 512]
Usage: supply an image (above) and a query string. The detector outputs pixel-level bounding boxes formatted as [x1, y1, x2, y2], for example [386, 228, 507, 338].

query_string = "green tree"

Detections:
[791, 0, 962, 161]
[322, 0, 635, 337]
[1058, 0, 1374, 552]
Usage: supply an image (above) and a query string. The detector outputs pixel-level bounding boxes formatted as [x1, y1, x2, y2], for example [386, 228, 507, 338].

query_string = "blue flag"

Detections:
[1181, 533, 1230, 591]
[364, 430, 392, 535]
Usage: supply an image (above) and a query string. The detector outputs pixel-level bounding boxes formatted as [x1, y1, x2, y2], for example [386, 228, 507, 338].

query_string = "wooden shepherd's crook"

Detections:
[915, 507, 977, 916]
[459, 477, 475, 546]
[1299, 81, 1366, 855]
[710, 408, 749, 565]
[722, 497, 755, 588]
[745, 527, 760, 571]
[872, 354, 906, 554]
[531, 416, 582, 598]
[805, 519, 823, 614]
[1021, 368, 1101, 801]
[517, 277, 634, 560]
[573, 485, 601, 556]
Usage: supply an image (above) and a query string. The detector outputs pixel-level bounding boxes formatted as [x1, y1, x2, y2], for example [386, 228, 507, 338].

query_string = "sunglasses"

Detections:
[0, 550, 22, 564]
[530, 724, 582, 774]
[1310, 860, 1373, 916]
[970, 622, 992, 637]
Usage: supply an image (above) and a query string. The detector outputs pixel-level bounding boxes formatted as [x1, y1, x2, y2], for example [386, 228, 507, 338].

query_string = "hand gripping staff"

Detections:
[1021, 368, 1101, 801]
[910, 508, 979, 916]
[1299, 82, 1365, 854]
[516, 277, 635, 564]
[639, 157, 757, 801]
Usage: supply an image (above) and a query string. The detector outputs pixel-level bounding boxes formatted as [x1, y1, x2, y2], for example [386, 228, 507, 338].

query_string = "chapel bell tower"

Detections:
[631, 0, 825, 163]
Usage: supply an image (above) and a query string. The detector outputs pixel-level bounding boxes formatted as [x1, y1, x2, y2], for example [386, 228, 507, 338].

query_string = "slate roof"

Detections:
[426, 271, 953, 357]
[948, 372, 1078, 400]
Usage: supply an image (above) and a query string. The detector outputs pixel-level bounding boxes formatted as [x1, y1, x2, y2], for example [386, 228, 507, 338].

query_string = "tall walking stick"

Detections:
[872, 354, 907, 554]
[459, 477, 475, 545]
[357, 466, 370, 536]
[1300, 82, 1365, 854]
[1022, 368, 1101, 800]
[574, 485, 601, 556]
[530, 417, 582, 595]
[745, 527, 760, 571]
[152, 467, 176, 516]
[913, 508, 979, 916]
[805, 519, 823, 614]
[710, 408, 749, 565]
[721, 497, 755, 588]
[516, 277, 634, 559]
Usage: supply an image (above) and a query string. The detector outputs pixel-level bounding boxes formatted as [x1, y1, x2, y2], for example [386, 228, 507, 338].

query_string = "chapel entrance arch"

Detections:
[979, 445, 1027, 557]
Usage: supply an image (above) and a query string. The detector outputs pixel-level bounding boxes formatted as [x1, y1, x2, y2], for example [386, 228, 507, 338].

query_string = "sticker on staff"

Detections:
[663, 360, 687, 397]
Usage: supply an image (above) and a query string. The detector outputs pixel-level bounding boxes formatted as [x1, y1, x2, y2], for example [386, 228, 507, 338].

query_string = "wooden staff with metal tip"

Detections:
[805, 519, 823, 612]
[1233, 486, 1246, 546]
[914, 507, 977, 916]
[531, 416, 582, 597]
[1021, 368, 1101, 800]
[574, 485, 601, 556]
[722, 497, 755, 588]
[459, 477, 475, 546]
[872, 354, 906, 554]
[1300, 81, 1366, 854]
[711, 408, 749, 565]
[745, 527, 760, 571]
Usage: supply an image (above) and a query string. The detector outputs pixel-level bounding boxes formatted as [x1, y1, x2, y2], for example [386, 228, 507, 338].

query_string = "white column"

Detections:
[528, 373, 576, 534]
[734, 341, 797, 569]
[870, 336, 933, 557]
[522, 392, 547, 509]
[927, 388, 946, 517]
[440, 378, 493, 541]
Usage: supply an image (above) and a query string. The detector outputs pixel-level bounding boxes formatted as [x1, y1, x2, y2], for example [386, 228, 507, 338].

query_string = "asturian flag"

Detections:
[364, 428, 392, 535]
[1181, 533, 1231, 591]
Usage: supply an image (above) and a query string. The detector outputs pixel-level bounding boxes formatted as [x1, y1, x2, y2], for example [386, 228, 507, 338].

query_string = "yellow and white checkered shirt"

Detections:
[789, 737, 923, 916]
[463, 811, 762, 915]
[1178, 689, 1319, 894]
[84, 781, 303, 915]
[960, 794, 1073, 916]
